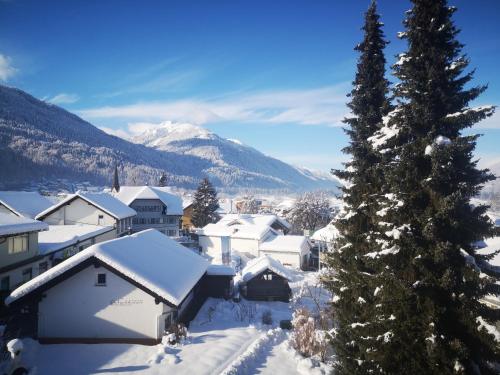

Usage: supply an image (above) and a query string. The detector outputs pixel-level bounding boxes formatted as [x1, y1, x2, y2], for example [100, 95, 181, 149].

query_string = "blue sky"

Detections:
[1, 0, 499, 172]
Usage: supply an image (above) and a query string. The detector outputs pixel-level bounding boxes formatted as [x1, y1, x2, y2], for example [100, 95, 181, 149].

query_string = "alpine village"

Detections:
[0, 1, 499, 374]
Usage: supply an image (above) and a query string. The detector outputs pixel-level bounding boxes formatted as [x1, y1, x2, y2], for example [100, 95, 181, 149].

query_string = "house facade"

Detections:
[36, 192, 136, 237]
[113, 186, 183, 237]
[0, 213, 48, 294]
[6, 230, 214, 344]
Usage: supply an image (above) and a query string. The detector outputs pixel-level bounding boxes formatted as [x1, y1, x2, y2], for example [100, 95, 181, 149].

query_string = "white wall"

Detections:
[38, 266, 166, 340]
[231, 237, 259, 257]
[43, 197, 116, 228]
[258, 250, 301, 268]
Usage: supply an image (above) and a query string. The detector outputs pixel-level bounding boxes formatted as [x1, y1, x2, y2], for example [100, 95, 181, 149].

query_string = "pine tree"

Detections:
[112, 164, 120, 192]
[367, 1, 499, 373]
[191, 178, 220, 228]
[158, 173, 168, 187]
[322, 2, 392, 373]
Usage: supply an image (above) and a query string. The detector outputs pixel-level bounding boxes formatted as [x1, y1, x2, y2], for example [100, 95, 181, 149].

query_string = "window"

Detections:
[39, 262, 48, 274]
[263, 273, 273, 281]
[22, 268, 32, 283]
[96, 273, 107, 286]
[0, 276, 9, 291]
[132, 218, 138, 224]
[167, 229, 177, 237]
[8, 235, 29, 254]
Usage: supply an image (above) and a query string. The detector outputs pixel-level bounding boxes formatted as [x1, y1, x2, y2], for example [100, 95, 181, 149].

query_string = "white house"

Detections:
[6, 230, 209, 345]
[36, 192, 136, 236]
[0, 191, 55, 219]
[197, 214, 310, 269]
[112, 186, 183, 237]
[311, 222, 338, 251]
[258, 235, 311, 268]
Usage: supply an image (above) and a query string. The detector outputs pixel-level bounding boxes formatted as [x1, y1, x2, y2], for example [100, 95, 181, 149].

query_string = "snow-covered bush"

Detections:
[165, 323, 187, 345]
[290, 308, 329, 362]
[286, 191, 334, 234]
[234, 302, 256, 322]
[261, 309, 273, 325]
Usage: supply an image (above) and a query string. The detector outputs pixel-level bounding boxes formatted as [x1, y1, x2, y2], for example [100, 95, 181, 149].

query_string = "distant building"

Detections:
[240, 256, 292, 302]
[36, 192, 136, 237]
[5, 230, 230, 345]
[197, 214, 310, 268]
[0, 191, 55, 219]
[182, 202, 194, 231]
[113, 186, 183, 237]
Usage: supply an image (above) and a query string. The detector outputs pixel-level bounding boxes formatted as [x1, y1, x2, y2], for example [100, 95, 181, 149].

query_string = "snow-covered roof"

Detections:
[6, 229, 208, 306]
[0, 213, 48, 236]
[198, 223, 275, 240]
[0, 191, 55, 218]
[38, 224, 114, 255]
[36, 192, 136, 220]
[113, 186, 183, 215]
[259, 234, 310, 253]
[241, 255, 293, 282]
[311, 223, 339, 243]
[479, 236, 500, 268]
[207, 264, 236, 276]
[218, 214, 291, 230]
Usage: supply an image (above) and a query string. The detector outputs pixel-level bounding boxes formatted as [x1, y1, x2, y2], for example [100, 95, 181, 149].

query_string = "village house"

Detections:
[35, 192, 136, 237]
[0, 213, 48, 295]
[0, 191, 55, 219]
[0, 214, 116, 298]
[5, 230, 234, 345]
[113, 186, 183, 237]
[182, 202, 194, 231]
[239, 255, 292, 302]
[197, 214, 310, 268]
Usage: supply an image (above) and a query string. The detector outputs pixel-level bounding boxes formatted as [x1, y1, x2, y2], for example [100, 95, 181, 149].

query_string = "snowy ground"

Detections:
[18, 270, 333, 375]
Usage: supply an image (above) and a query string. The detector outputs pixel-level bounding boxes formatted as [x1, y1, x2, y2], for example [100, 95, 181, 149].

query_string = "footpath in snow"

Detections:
[17, 270, 333, 375]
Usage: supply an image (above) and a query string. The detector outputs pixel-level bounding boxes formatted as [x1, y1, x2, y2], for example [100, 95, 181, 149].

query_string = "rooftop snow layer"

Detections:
[0, 213, 48, 236]
[0, 191, 55, 218]
[207, 264, 236, 276]
[38, 224, 114, 255]
[36, 192, 136, 220]
[6, 229, 208, 306]
[218, 214, 291, 230]
[198, 223, 275, 240]
[241, 255, 293, 282]
[259, 234, 309, 252]
[113, 186, 183, 215]
[311, 223, 339, 243]
[479, 236, 500, 268]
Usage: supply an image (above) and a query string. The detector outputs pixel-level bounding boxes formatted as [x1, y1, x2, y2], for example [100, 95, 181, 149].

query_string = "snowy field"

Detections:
[19, 271, 333, 375]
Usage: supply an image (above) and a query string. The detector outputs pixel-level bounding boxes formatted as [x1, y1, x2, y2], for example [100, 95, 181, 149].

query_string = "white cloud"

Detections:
[98, 126, 131, 139]
[0, 53, 17, 81]
[47, 93, 80, 105]
[79, 84, 350, 127]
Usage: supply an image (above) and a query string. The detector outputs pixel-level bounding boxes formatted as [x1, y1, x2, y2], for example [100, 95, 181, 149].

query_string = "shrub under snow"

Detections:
[290, 308, 329, 362]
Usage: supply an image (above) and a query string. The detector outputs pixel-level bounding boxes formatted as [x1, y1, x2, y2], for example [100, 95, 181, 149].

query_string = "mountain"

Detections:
[129, 121, 339, 190]
[0, 85, 340, 192]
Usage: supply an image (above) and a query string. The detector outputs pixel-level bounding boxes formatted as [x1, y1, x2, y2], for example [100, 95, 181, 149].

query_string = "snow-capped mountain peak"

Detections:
[131, 121, 214, 147]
